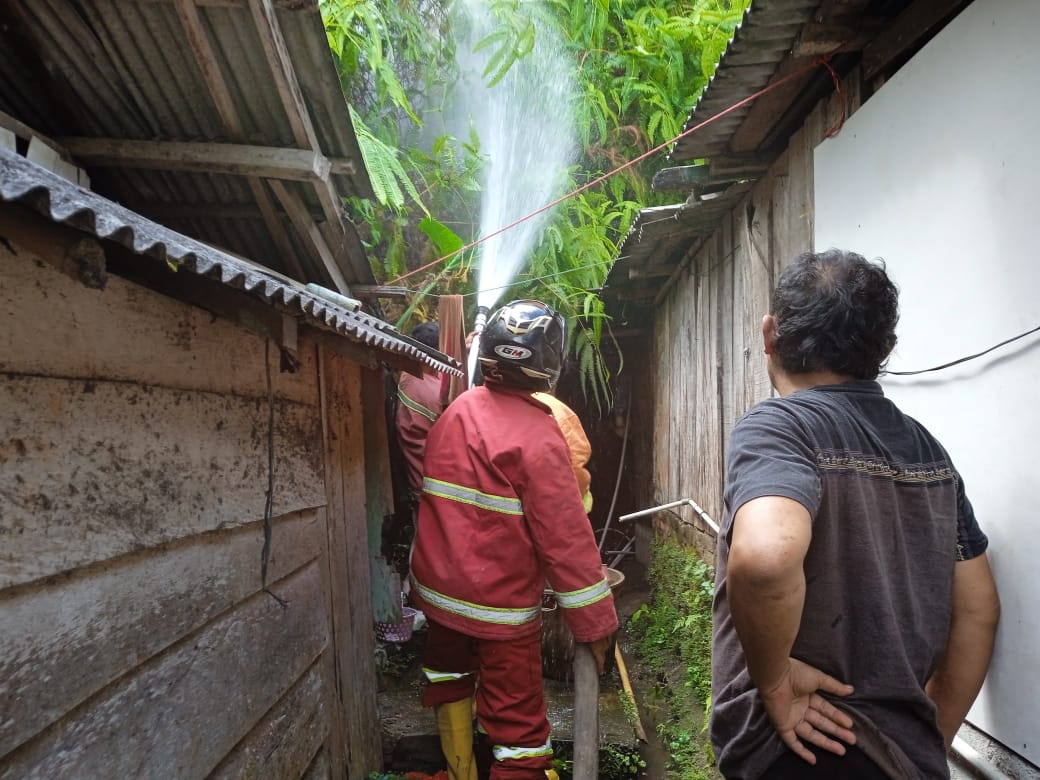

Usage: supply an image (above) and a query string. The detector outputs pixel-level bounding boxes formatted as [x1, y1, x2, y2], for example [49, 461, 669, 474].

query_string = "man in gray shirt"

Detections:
[711, 249, 1000, 779]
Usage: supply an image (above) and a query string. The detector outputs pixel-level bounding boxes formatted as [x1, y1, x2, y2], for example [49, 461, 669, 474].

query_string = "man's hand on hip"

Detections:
[760, 657, 856, 764]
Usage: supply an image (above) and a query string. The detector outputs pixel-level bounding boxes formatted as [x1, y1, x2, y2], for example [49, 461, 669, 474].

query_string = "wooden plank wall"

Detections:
[0, 210, 379, 778]
[648, 72, 862, 556]
[319, 348, 382, 775]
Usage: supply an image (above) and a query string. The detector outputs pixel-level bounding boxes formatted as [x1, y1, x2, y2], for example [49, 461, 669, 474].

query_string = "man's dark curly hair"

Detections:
[771, 249, 899, 380]
[410, 321, 439, 350]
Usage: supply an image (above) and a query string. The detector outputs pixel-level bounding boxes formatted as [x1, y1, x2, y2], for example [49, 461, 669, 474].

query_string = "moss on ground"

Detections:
[628, 537, 720, 780]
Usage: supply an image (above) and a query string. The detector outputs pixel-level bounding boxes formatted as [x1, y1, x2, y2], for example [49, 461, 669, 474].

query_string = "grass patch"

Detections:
[628, 537, 717, 779]
[551, 742, 647, 779]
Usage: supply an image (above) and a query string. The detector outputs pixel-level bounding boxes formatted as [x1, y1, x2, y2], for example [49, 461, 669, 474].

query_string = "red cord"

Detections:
[821, 58, 848, 138]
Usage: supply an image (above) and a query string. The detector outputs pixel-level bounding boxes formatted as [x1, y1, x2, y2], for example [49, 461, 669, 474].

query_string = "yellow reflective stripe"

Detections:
[422, 667, 475, 684]
[398, 387, 439, 421]
[423, 477, 523, 516]
[553, 578, 611, 609]
[493, 738, 554, 761]
[413, 579, 539, 626]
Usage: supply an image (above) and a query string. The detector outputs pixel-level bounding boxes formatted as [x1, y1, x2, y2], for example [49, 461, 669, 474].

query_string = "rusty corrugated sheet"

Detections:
[0, 0, 374, 288]
[671, 0, 820, 163]
[0, 149, 461, 376]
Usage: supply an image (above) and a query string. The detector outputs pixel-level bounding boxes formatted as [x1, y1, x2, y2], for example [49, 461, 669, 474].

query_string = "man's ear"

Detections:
[761, 314, 777, 355]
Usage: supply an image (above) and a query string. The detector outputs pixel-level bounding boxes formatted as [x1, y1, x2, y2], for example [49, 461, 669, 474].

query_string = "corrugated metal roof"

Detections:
[671, 0, 820, 163]
[0, 149, 461, 377]
[0, 0, 374, 291]
[603, 0, 955, 313]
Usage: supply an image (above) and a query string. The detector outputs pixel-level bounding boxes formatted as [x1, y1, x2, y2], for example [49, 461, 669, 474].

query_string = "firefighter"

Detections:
[531, 390, 594, 513]
[395, 321, 446, 500]
[409, 300, 617, 780]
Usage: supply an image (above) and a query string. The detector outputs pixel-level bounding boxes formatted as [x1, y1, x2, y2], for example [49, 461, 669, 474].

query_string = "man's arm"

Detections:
[729, 496, 855, 763]
[925, 553, 1000, 748]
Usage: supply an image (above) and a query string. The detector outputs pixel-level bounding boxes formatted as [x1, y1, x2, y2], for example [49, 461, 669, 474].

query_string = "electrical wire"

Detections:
[884, 324, 1040, 376]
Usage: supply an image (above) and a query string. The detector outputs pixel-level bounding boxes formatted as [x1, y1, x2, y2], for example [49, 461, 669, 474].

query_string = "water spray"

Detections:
[467, 305, 490, 388]
[446, 0, 578, 390]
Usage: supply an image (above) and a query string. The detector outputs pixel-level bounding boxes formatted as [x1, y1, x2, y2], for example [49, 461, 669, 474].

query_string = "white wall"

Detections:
[814, 0, 1040, 765]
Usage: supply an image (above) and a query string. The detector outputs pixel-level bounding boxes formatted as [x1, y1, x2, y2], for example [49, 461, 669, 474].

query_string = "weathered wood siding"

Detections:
[0, 210, 381, 778]
[318, 348, 382, 776]
[649, 76, 861, 554]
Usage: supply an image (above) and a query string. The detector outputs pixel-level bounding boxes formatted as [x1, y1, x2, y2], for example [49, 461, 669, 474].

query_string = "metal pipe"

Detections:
[466, 306, 489, 388]
[619, 498, 720, 536]
[950, 736, 1007, 780]
[608, 538, 635, 570]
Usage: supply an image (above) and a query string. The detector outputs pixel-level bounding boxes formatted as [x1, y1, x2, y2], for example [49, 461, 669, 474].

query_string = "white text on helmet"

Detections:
[494, 345, 533, 360]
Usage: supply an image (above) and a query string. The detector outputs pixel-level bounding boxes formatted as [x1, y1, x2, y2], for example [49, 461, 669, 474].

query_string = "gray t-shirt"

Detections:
[711, 381, 988, 780]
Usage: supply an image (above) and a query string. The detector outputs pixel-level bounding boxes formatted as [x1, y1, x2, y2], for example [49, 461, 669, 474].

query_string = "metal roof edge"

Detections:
[0, 149, 461, 376]
[671, 0, 820, 162]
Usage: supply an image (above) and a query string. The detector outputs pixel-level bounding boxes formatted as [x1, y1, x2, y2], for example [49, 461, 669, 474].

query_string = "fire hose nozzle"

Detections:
[467, 305, 491, 388]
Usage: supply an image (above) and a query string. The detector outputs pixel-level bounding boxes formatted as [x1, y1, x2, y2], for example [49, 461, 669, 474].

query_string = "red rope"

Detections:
[388, 51, 846, 287]
[820, 58, 848, 138]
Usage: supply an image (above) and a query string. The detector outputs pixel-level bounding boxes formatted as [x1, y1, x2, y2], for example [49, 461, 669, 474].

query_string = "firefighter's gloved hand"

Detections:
[585, 633, 615, 675]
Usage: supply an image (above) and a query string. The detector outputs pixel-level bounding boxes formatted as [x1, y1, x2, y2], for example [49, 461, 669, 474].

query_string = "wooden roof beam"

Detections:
[136, 0, 318, 9]
[174, 0, 306, 281]
[791, 18, 884, 57]
[268, 179, 350, 294]
[248, 0, 321, 152]
[57, 137, 356, 179]
[350, 285, 410, 300]
[248, 0, 362, 292]
[861, 0, 973, 84]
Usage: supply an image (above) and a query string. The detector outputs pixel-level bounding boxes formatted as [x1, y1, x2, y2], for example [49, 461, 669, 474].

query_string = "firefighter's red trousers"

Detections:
[422, 619, 552, 778]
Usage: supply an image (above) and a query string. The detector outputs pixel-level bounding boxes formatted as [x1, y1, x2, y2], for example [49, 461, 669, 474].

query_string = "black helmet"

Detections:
[478, 300, 566, 391]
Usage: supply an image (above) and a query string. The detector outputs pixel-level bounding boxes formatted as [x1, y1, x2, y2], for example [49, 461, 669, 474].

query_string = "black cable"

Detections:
[884, 324, 1040, 376]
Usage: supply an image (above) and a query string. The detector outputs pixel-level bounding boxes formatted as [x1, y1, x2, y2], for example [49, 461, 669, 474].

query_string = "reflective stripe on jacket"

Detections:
[409, 384, 617, 642]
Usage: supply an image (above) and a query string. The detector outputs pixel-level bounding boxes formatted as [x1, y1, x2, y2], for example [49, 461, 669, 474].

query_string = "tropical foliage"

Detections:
[320, 0, 749, 410]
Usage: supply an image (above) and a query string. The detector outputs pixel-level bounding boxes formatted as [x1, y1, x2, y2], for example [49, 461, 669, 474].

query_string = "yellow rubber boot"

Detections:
[545, 771, 560, 780]
[434, 697, 477, 780]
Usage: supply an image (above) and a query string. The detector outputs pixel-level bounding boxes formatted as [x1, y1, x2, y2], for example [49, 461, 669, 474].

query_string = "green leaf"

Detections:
[418, 217, 464, 257]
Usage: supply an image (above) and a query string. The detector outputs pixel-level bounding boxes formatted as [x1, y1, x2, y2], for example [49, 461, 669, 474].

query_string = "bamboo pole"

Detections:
[614, 644, 648, 742]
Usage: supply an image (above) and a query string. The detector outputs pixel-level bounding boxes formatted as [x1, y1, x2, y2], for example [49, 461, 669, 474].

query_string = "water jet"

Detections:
[444, 0, 579, 383]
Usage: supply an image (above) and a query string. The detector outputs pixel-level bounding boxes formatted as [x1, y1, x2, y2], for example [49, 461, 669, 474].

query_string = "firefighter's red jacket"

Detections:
[396, 370, 446, 496]
[409, 384, 617, 643]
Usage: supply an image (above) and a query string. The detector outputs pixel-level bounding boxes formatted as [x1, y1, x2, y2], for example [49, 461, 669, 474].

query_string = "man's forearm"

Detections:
[728, 559, 805, 691]
[727, 496, 812, 691]
[925, 555, 1000, 747]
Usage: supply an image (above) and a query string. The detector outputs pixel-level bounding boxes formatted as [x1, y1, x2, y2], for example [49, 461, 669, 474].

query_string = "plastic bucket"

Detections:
[541, 566, 625, 680]
[375, 606, 417, 643]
